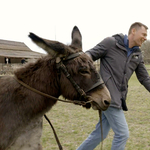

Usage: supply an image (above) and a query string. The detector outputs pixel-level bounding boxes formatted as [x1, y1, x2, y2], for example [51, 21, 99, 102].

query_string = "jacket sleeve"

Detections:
[135, 60, 150, 92]
[85, 37, 112, 61]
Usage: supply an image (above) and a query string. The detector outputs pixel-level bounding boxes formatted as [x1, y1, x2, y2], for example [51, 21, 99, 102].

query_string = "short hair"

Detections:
[128, 22, 148, 35]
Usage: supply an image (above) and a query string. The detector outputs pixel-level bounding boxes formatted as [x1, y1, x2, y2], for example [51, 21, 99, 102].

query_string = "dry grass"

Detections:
[42, 72, 150, 150]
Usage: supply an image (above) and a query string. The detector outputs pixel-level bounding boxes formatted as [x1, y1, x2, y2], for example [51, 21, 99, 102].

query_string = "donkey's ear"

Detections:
[29, 33, 71, 57]
[71, 26, 82, 49]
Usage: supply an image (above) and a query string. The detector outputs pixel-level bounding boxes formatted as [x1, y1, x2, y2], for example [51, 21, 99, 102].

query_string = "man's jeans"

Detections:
[76, 107, 129, 150]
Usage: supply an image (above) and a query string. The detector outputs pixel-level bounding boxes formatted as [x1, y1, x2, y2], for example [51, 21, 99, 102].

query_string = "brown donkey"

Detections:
[0, 26, 111, 150]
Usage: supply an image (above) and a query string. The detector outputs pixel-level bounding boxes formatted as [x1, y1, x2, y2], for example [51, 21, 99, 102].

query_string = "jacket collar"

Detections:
[112, 33, 141, 53]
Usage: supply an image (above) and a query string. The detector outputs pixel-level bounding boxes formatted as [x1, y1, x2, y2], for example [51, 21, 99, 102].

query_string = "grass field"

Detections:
[41, 71, 150, 150]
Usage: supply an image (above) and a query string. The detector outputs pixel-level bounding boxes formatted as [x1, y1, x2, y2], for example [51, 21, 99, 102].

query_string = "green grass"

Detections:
[42, 70, 150, 150]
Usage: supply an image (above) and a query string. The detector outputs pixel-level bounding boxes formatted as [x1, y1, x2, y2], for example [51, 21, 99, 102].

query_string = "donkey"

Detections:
[0, 26, 111, 150]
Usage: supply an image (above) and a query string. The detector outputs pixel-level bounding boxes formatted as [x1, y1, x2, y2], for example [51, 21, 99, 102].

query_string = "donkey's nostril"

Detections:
[104, 100, 110, 105]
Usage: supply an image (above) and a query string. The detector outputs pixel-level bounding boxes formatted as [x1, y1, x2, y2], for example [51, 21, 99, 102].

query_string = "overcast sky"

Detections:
[0, 0, 150, 53]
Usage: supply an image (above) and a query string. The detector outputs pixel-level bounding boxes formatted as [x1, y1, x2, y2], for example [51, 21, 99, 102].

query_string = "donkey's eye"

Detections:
[80, 70, 90, 74]
[79, 67, 90, 75]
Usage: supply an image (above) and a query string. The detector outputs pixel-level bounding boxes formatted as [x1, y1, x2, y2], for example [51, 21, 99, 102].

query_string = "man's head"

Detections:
[128, 22, 148, 48]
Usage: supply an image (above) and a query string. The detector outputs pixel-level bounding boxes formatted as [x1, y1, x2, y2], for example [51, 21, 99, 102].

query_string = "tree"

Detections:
[141, 40, 150, 64]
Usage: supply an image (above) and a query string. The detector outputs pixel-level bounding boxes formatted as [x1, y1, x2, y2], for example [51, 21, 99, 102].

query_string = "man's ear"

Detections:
[132, 28, 136, 35]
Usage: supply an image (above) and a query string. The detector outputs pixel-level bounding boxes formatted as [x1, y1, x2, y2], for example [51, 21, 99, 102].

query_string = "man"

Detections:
[77, 22, 150, 150]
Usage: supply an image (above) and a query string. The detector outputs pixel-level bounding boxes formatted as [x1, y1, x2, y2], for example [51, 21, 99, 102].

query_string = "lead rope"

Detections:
[15, 76, 104, 150]
[44, 114, 63, 150]
[14, 76, 92, 106]
[14, 76, 93, 150]
[99, 110, 103, 150]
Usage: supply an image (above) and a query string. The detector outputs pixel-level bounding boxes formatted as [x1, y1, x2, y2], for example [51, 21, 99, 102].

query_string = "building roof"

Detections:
[0, 39, 45, 59]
